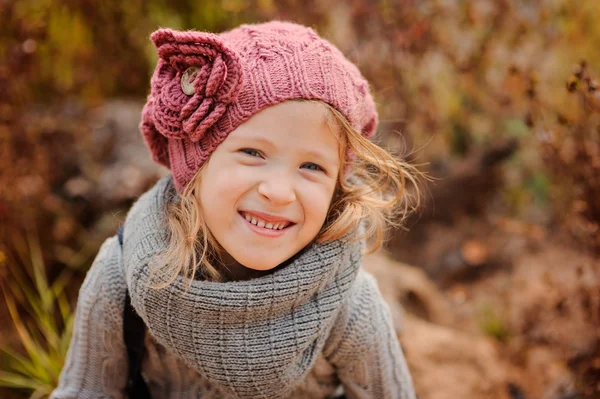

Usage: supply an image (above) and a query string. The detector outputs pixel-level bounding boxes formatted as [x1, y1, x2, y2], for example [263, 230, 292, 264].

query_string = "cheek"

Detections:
[203, 165, 254, 203]
[298, 181, 335, 229]
[198, 168, 247, 231]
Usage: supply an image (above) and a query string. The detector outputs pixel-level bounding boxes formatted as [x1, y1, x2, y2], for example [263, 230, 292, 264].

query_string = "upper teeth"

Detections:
[243, 213, 288, 230]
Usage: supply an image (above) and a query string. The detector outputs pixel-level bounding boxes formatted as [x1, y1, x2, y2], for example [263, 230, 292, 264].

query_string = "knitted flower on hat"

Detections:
[140, 30, 244, 169]
[140, 21, 378, 193]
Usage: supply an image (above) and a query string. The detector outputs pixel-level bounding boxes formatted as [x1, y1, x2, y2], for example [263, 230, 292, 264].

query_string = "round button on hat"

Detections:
[181, 66, 201, 95]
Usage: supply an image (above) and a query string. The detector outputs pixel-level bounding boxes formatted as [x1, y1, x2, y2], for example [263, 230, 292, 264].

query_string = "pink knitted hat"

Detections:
[140, 21, 378, 193]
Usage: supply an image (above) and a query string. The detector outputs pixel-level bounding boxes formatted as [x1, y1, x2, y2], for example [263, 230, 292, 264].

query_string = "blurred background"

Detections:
[1, 0, 599, 398]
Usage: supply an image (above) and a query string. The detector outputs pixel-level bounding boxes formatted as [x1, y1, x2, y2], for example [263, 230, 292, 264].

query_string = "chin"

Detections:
[233, 256, 282, 271]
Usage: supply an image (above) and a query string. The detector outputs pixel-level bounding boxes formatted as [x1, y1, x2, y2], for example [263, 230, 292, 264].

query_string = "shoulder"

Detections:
[51, 236, 129, 398]
[324, 269, 392, 360]
[345, 269, 389, 321]
[77, 235, 128, 329]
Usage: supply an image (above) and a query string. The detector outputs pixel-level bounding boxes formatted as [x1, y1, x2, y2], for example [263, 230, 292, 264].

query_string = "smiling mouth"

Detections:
[239, 211, 295, 231]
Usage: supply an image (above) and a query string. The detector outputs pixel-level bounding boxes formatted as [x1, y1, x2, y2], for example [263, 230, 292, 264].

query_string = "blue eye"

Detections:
[301, 162, 324, 172]
[240, 148, 261, 157]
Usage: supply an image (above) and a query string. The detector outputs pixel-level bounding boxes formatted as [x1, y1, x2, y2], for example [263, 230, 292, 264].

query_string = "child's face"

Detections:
[197, 101, 340, 272]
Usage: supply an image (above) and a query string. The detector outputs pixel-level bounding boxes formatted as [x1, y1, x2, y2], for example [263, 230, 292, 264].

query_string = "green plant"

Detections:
[0, 228, 74, 398]
[478, 303, 511, 342]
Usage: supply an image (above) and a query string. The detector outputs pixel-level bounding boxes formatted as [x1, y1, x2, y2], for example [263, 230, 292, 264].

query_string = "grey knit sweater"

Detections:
[51, 175, 416, 399]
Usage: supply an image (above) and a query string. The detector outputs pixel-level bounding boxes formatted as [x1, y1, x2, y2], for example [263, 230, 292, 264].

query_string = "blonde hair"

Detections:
[153, 101, 422, 289]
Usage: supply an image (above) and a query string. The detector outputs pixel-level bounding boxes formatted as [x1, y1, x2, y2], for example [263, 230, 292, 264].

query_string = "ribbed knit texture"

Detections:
[51, 175, 416, 399]
[140, 21, 379, 192]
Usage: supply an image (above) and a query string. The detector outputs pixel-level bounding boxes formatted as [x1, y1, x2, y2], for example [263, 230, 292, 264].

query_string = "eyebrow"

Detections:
[299, 148, 338, 164]
[230, 135, 276, 149]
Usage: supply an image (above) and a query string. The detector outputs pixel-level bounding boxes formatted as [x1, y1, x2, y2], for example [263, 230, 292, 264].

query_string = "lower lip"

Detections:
[240, 213, 289, 238]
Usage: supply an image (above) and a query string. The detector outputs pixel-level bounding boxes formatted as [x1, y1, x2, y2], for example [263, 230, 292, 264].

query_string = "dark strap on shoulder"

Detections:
[124, 292, 150, 398]
[117, 225, 151, 399]
[117, 225, 124, 246]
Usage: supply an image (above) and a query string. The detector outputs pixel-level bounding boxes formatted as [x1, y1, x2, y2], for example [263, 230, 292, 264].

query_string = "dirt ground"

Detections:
[371, 214, 600, 399]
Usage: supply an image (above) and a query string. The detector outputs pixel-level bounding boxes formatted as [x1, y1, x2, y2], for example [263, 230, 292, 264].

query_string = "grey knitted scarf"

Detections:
[121, 175, 363, 398]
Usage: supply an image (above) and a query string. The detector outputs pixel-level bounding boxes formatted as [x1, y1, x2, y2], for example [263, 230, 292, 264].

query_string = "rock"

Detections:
[512, 346, 578, 399]
[363, 251, 453, 332]
[401, 316, 511, 399]
[86, 100, 167, 204]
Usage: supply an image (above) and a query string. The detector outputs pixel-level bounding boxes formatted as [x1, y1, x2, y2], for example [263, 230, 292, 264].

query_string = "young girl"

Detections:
[51, 21, 418, 399]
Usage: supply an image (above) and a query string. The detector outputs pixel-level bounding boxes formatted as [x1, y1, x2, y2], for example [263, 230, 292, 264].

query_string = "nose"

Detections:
[257, 170, 296, 205]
